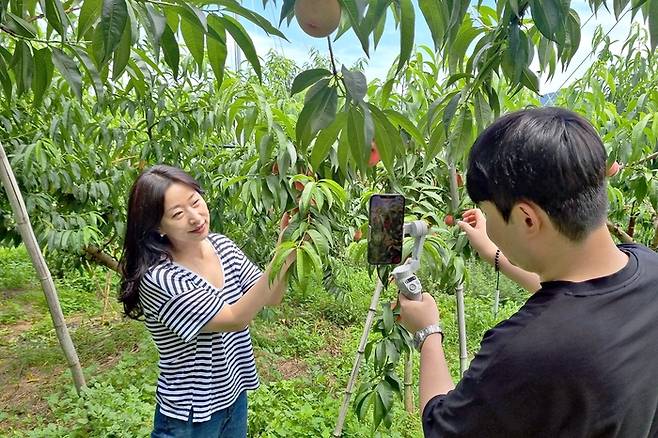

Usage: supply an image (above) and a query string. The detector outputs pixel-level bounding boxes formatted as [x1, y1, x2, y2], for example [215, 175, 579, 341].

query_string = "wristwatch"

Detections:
[413, 324, 443, 352]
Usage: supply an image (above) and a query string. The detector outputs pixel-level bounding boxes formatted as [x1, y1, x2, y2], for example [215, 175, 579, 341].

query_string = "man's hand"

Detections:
[458, 208, 498, 264]
[398, 292, 440, 334]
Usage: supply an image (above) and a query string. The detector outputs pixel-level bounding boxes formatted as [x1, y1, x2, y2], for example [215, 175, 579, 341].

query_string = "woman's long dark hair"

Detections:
[119, 165, 203, 319]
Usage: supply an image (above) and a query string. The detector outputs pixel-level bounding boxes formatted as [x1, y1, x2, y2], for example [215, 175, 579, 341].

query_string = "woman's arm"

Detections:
[201, 213, 294, 332]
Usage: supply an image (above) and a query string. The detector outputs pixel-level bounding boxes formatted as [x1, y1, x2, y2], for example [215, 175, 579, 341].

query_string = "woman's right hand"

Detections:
[457, 208, 498, 264]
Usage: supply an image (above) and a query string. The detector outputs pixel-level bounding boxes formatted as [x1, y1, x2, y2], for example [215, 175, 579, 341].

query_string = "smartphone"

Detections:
[367, 194, 405, 265]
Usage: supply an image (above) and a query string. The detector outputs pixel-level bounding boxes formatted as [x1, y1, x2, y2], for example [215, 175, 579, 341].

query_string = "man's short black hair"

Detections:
[466, 107, 608, 241]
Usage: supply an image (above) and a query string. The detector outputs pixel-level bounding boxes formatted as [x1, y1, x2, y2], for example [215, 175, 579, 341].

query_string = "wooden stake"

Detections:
[0, 142, 86, 394]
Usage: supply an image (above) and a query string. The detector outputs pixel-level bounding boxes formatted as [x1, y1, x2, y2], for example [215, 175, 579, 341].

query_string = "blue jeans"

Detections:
[151, 391, 247, 438]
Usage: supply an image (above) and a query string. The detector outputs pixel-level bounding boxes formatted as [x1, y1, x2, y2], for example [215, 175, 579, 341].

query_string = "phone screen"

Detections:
[367, 194, 405, 265]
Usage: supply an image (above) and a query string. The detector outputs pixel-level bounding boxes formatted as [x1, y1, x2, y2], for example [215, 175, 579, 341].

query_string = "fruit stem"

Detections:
[327, 36, 338, 76]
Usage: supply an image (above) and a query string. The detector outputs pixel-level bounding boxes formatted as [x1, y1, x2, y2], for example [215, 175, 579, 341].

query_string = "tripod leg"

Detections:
[333, 278, 385, 437]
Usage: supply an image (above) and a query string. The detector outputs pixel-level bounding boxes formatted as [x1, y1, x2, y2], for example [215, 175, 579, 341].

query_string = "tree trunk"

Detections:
[404, 353, 414, 412]
[449, 165, 468, 376]
[0, 142, 86, 394]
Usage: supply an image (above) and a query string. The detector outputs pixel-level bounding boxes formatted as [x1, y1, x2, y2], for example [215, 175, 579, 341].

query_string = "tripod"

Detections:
[333, 221, 428, 437]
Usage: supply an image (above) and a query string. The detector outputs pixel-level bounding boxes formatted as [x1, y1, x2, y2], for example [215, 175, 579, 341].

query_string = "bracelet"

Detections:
[494, 249, 501, 272]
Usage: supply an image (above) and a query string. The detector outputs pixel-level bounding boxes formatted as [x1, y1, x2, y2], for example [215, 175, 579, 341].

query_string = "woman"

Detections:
[119, 165, 293, 437]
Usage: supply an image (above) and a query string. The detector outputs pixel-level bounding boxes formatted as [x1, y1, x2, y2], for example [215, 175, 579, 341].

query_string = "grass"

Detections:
[0, 245, 528, 437]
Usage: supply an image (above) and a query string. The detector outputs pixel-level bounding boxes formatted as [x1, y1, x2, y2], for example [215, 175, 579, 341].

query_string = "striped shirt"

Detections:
[139, 233, 262, 422]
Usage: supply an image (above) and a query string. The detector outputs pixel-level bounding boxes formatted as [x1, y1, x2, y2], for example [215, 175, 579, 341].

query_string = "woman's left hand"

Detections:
[277, 212, 296, 267]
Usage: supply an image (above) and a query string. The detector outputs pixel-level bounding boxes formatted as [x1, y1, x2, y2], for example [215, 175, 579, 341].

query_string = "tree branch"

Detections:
[85, 246, 120, 273]
[607, 220, 634, 244]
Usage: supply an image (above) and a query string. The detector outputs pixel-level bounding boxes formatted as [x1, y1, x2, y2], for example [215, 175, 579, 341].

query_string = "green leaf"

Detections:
[51, 48, 82, 100]
[207, 14, 227, 86]
[296, 83, 338, 150]
[219, 14, 261, 80]
[44, 0, 69, 36]
[296, 247, 308, 287]
[269, 241, 296, 283]
[145, 4, 167, 61]
[161, 23, 179, 79]
[614, 0, 630, 18]
[530, 0, 565, 43]
[373, 9, 387, 48]
[0, 58, 13, 103]
[310, 111, 346, 170]
[419, 0, 446, 50]
[307, 229, 330, 256]
[348, 105, 368, 173]
[99, 0, 128, 64]
[279, 0, 295, 25]
[213, 0, 288, 40]
[6, 13, 37, 38]
[78, 0, 102, 40]
[455, 27, 485, 74]
[340, 0, 369, 55]
[649, 0, 658, 50]
[341, 66, 367, 103]
[442, 91, 462, 136]
[290, 68, 332, 96]
[73, 47, 104, 101]
[12, 41, 33, 96]
[448, 106, 474, 162]
[112, 19, 131, 80]
[473, 92, 492, 133]
[372, 383, 386, 430]
[181, 13, 205, 70]
[382, 302, 394, 333]
[380, 77, 394, 106]
[632, 113, 652, 147]
[301, 240, 322, 273]
[368, 103, 401, 172]
[300, 181, 317, 215]
[384, 109, 425, 147]
[397, 0, 415, 74]
[520, 67, 540, 93]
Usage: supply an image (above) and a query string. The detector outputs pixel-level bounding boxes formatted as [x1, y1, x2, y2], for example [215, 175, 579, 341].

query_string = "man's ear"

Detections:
[511, 202, 543, 236]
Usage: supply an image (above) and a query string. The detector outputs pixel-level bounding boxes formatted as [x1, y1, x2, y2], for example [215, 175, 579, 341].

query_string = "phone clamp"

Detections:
[391, 221, 428, 301]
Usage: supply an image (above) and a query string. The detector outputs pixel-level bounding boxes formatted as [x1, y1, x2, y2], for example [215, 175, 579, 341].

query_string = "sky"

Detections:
[228, 1, 649, 94]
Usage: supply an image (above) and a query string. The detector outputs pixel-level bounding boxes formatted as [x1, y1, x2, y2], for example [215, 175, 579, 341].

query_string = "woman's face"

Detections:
[158, 182, 210, 246]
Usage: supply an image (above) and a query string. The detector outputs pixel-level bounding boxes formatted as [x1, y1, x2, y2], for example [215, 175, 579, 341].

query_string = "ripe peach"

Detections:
[606, 161, 621, 177]
[444, 215, 455, 226]
[368, 141, 381, 167]
[294, 0, 342, 38]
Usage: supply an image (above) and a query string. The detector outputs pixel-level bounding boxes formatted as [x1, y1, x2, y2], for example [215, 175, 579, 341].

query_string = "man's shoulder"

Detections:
[620, 243, 658, 262]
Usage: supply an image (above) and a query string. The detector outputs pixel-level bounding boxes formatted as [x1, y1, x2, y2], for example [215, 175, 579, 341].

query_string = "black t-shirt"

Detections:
[423, 244, 658, 438]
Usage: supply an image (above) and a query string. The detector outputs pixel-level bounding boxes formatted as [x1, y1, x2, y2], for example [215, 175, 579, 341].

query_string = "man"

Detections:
[399, 107, 658, 437]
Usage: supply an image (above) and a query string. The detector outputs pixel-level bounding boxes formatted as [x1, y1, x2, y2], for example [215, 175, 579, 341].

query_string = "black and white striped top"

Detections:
[139, 233, 262, 422]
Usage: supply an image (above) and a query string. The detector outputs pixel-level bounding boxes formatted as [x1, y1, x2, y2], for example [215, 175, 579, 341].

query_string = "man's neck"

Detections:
[538, 226, 629, 283]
